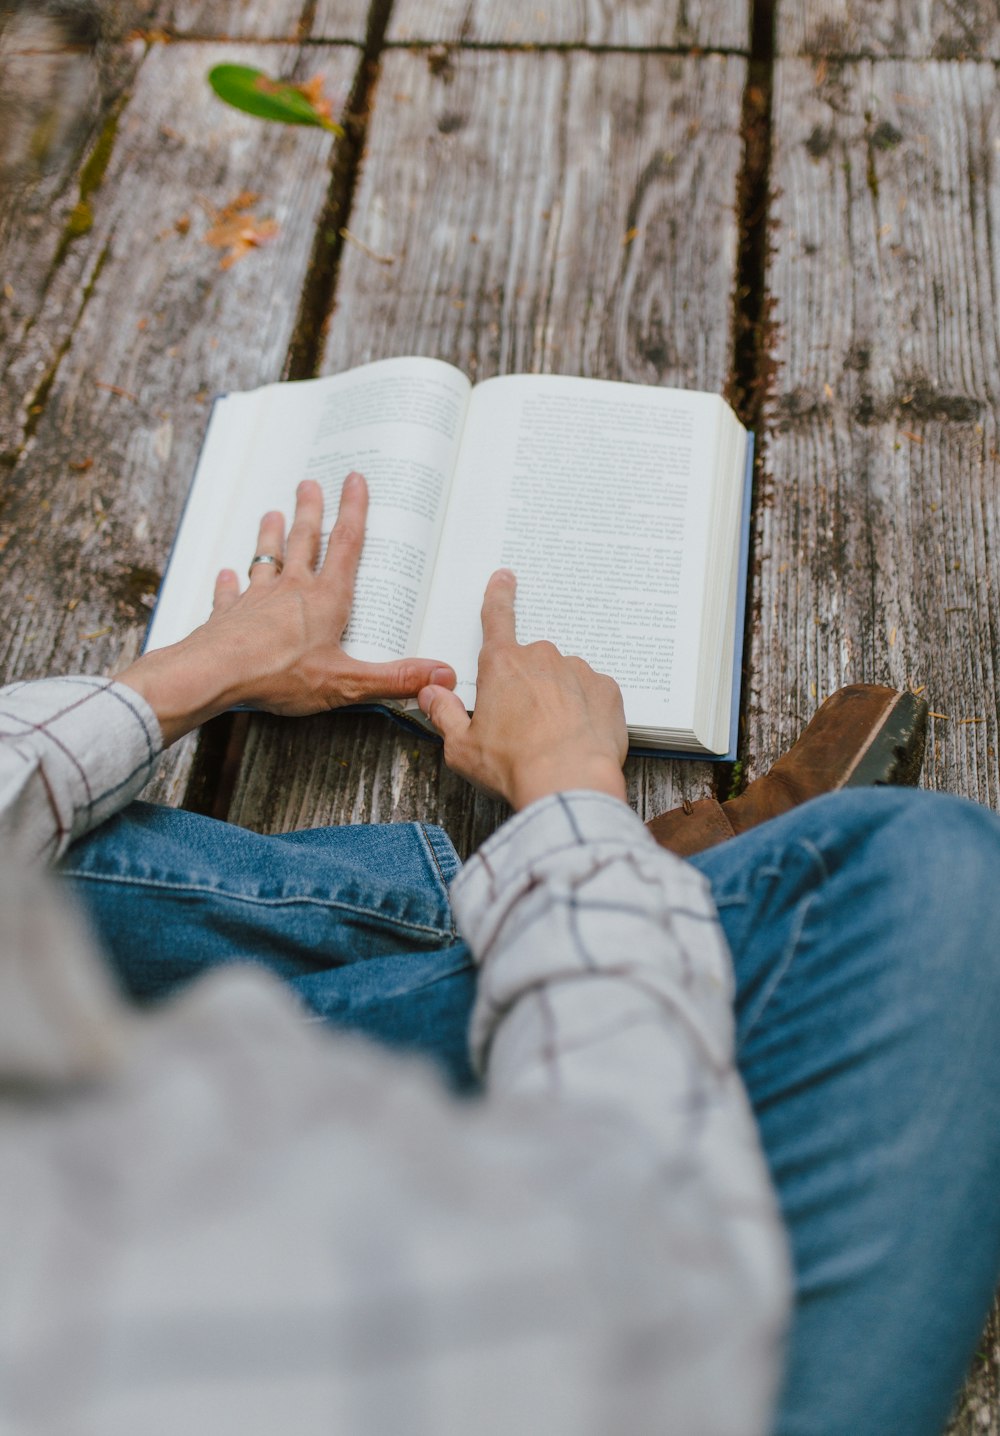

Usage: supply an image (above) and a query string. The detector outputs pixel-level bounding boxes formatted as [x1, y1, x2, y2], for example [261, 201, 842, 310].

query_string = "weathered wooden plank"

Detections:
[324, 51, 746, 387]
[947, 1301, 1000, 1435]
[150, 0, 368, 42]
[0, 12, 143, 462]
[777, 0, 1000, 59]
[233, 710, 510, 860]
[768, 61, 1000, 409]
[759, 58, 1000, 1431]
[227, 49, 748, 846]
[753, 419, 1000, 804]
[149, 1, 305, 38]
[750, 59, 1000, 815]
[0, 40, 360, 804]
[306, 0, 377, 41]
[381, 0, 750, 49]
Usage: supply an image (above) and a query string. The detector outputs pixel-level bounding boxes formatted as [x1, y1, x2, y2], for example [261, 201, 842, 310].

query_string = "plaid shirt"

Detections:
[0, 678, 789, 1434]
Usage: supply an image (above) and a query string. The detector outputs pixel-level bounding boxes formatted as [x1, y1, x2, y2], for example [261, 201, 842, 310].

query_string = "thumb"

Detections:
[418, 684, 471, 744]
[343, 659, 456, 702]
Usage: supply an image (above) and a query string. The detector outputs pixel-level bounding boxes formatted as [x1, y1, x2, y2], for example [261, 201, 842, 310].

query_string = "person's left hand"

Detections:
[117, 473, 456, 745]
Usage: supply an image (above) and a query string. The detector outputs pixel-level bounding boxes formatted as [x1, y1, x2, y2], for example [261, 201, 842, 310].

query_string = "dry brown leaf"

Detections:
[293, 74, 335, 123]
[204, 192, 279, 270]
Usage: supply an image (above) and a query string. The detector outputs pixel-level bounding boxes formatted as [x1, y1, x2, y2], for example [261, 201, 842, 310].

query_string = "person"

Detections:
[3, 474, 1000, 1436]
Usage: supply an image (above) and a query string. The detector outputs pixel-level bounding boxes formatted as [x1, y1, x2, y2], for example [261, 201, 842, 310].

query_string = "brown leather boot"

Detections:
[646, 685, 929, 857]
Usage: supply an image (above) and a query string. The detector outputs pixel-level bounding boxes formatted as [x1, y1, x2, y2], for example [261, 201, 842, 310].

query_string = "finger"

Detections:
[249, 511, 286, 583]
[418, 684, 472, 745]
[481, 568, 518, 647]
[342, 658, 456, 704]
[284, 479, 324, 573]
[321, 472, 368, 619]
[213, 568, 240, 612]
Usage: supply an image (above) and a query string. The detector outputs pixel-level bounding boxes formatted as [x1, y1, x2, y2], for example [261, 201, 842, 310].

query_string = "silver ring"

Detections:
[248, 553, 283, 578]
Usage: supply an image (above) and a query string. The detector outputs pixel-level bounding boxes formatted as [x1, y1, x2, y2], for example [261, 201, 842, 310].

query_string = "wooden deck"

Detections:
[2, 0, 1000, 1425]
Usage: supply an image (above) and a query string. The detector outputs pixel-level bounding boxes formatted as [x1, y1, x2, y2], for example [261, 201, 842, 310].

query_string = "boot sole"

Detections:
[843, 691, 929, 789]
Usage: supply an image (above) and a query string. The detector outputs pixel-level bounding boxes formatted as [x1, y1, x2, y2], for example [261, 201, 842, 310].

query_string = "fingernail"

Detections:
[430, 666, 455, 686]
[345, 471, 363, 489]
[495, 567, 515, 582]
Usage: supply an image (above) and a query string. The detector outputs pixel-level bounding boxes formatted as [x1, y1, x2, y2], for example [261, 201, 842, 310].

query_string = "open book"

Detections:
[146, 357, 753, 757]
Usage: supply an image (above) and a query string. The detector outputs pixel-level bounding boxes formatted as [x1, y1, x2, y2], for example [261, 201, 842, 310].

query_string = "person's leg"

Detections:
[62, 789, 1000, 1430]
[690, 787, 1000, 1436]
[60, 802, 478, 1089]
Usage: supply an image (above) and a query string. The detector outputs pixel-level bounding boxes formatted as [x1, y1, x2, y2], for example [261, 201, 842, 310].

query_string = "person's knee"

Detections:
[827, 787, 1000, 1007]
[801, 786, 999, 947]
[815, 785, 1000, 879]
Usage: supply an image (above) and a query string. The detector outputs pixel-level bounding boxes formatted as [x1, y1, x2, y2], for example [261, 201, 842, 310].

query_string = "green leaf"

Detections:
[208, 64, 344, 134]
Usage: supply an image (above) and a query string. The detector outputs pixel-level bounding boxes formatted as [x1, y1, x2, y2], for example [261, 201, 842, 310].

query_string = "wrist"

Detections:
[509, 753, 627, 811]
[116, 629, 248, 745]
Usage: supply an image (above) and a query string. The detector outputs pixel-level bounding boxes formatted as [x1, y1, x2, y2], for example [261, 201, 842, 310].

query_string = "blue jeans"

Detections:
[61, 787, 1000, 1436]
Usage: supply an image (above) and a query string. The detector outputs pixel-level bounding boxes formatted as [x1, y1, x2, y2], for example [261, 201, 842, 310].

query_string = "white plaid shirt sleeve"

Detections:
[0, 676, 162, 861]
[0, 677, 791, 1434]
[452, 791, 792, 1432]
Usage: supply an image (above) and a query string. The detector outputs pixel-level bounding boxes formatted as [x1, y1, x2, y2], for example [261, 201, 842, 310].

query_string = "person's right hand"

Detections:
[417, 569, 628, 810]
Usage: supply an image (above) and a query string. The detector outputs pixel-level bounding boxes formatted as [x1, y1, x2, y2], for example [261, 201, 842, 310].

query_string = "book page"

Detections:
[146, 357, 471, 660]
[417, 374, 723, 732]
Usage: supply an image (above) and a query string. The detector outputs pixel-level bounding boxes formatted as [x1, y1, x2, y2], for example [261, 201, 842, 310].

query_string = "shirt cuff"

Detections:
[452, 790, 670, 956]
[453, 790, 733, 1084]
[0, 676, 164, 858]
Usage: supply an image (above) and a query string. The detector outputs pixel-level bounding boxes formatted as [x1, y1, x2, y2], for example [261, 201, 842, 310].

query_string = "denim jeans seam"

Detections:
[697, 867, 782, 914]
[736, 838, 831, 1049]
[417, 824, 460, 934]
[64, 870, 456, 939]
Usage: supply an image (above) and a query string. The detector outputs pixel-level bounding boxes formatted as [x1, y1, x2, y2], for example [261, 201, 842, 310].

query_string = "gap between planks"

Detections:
[199, 12, 779, 825]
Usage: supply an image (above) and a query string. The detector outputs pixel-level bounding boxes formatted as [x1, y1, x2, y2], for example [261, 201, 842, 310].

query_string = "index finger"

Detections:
[481, 568, 518, 646]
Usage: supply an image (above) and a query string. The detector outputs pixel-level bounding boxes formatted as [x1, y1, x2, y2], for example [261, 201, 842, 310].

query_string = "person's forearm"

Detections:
[458, 794, 738, 1101]
[453, 792, 791, 1423]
